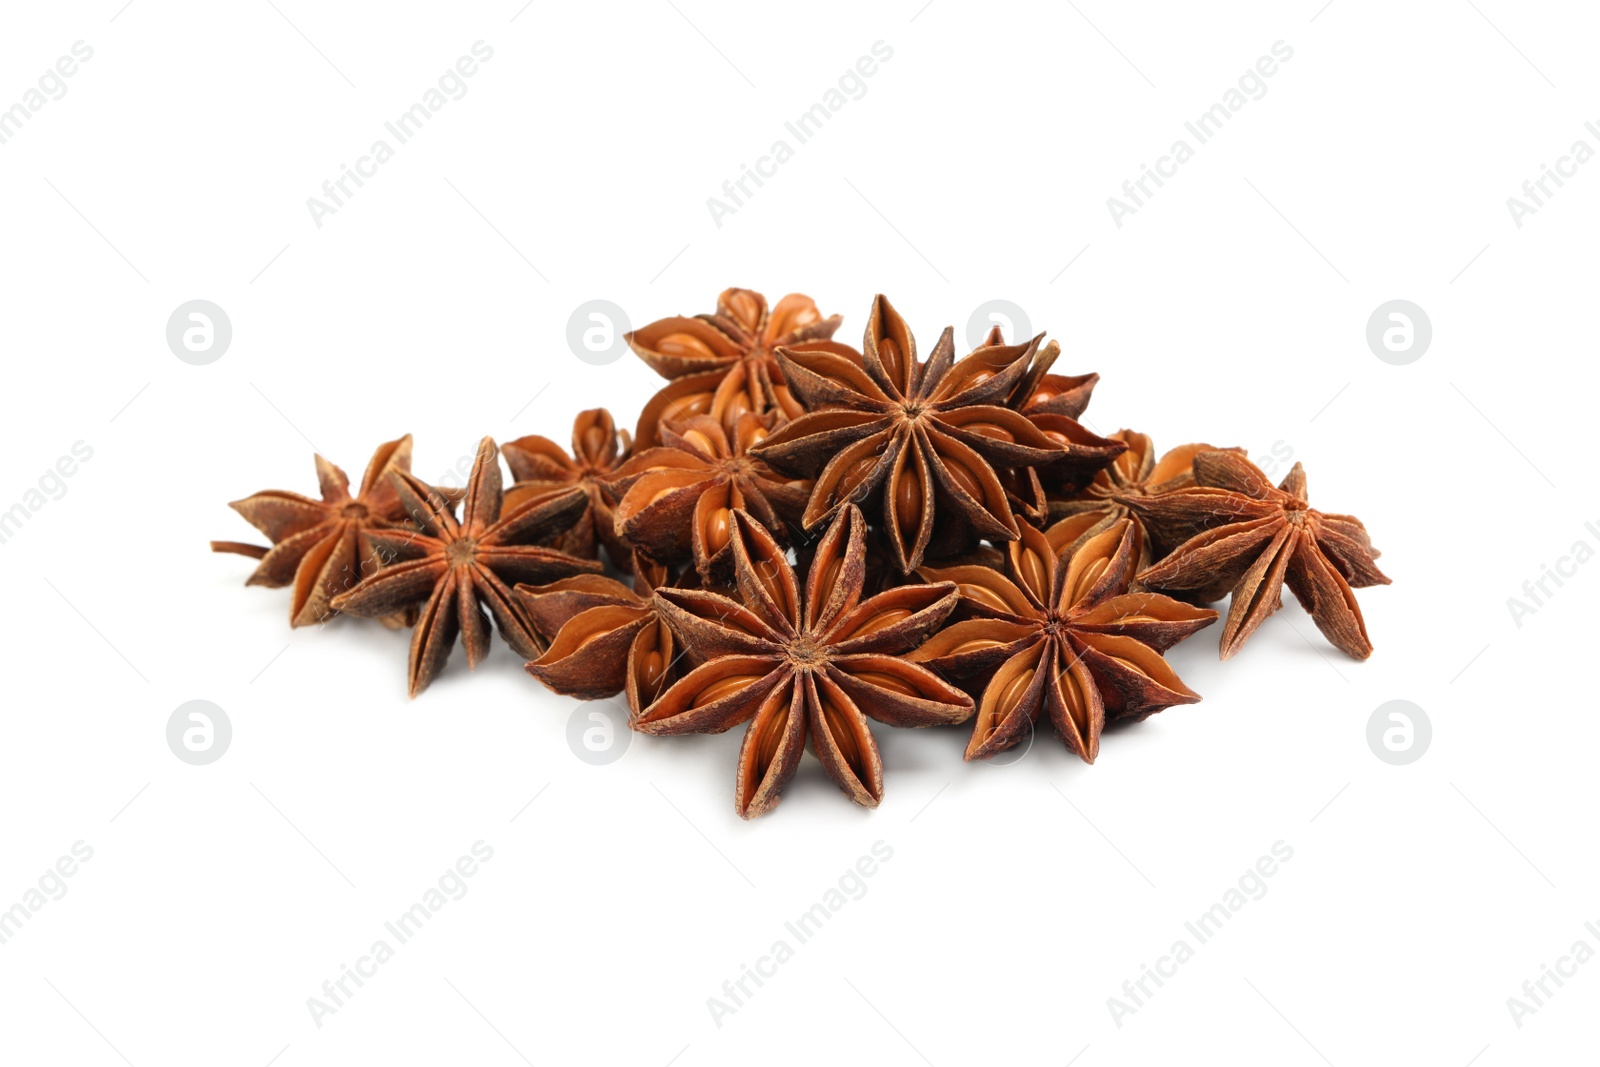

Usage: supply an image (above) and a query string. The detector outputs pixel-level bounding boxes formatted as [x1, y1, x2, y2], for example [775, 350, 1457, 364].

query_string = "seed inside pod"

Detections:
[893, 465, 923, 540]
[725, 290, 761, 329]
[995, 667, 1035, 718]
[692, 673, 764, 709]
[658, 332, 717, 361]
[960, 421, 1015, 443]
[703, 508, 732, 554]
[661, 392, 714, 424]
[853, 671, 919, 697]
[847, 608, 912, 638]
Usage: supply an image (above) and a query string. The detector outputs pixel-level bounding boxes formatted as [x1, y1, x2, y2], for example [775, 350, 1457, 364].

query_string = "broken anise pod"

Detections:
[628, 288, 842, 447]
[914, 518, 1214, 762]
[330, 438, 600, 697]
[1128, 452, 1389, 660]
[636, 505, 973, 818]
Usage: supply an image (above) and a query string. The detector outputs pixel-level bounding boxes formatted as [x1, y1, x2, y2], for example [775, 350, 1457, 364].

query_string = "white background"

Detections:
[0, 1, 1592, 1064]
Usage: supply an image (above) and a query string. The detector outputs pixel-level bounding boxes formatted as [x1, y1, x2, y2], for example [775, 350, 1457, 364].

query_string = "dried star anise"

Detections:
[502, 408, 632, 567]
[1047, 431, 1237, 573]
[752, 295, 1109, 572]
[913, 518, 1214, 762]
[211, 435, 418, 628]
[1128, 452, 1389, 660]
[978, 326, 1100, 420]
[635, 504, 974, 818]
[628, 287, 842, 447]
[607, 413, 808, 580]
[517, 556, 691, 715]
[330, 438, 600, 697]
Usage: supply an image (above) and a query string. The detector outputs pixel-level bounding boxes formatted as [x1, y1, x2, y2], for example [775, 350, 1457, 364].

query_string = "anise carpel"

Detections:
[1127, 452, 1389, 660]
[628, 288, 842, 447]
[330, 438, 601, 697]
[635, 505, 973, 819]
[1048, 431, 1236, 573]
[607, 413, 808, 580]
[752, 295, 1114, 572]
[502, 408, 632, 567]
[913, 518, 1215, 762]
[517, 556, 692, 714]
[211, 435, 419, 628]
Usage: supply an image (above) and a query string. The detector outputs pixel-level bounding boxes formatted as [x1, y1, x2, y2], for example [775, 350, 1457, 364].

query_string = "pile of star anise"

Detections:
[213, 288, 1389, 818]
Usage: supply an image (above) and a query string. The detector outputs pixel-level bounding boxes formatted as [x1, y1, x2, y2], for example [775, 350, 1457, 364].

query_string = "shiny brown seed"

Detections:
[814, 555, 844, 605]
[582, 425, 607, 456]
[737, 422, 768, 452]
[848, 608, 912, 638]
[836, 453, 882, 501]
[1069, 557, 1110, 606]
[703, 508, 732, 554]
[894, 466, 923, 540]
[693, 674, 764, 709]
[962, 421, 1015, 442]
[726, 291, 761, 330]
[658, 332, 717, 361]
[681, 429, 716, 456]
[950, 637, 1005, 655]
[878, 336, 905, 386]
[959, 582, 1014, 613]
[995, 668, 1035, 716]
[1018, 548, 1049, 601]
[853, 671, 919, 697]
[662, 392, 714, 424]
[941, 454, 985, 501]
[646, 485, 681, 508]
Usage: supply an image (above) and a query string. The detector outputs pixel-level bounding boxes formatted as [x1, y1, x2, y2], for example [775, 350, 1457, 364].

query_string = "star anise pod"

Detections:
[752, 295, 1114, 572]
[1128, 452, 1390, 660]
[330, 438, 601, 697]
[607, 413, 808, 580]
[977, 326, 1100, 420]
[635, 505, 974, 819]
[628, 288, 842, 447]
[502, 408, 632, 567]
[517, 556, 692, 715]
[913, 518, 1214, 762]
[1047, 431, 1236, 572]
[211, 435, 418, 628]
